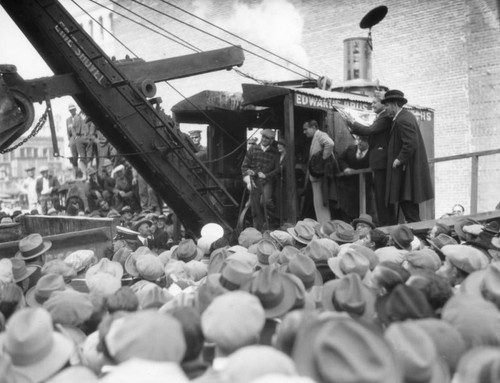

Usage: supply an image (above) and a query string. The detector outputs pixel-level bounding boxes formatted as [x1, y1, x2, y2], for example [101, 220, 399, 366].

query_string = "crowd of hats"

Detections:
[1, 216, 500, 382]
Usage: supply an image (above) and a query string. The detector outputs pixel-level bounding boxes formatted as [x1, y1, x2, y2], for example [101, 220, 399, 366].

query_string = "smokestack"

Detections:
[343, 37, 372, 81]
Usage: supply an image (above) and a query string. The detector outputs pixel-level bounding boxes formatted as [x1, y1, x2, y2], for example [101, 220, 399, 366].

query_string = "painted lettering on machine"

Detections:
[294, 92, 434, 122]
[55, 22, 105, 85]
[294, 93, 370, 111]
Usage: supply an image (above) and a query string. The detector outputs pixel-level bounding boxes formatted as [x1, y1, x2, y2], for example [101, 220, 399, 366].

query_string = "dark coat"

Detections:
[350, 110, 392, 170]
[35, 175, 60, 197]
[385, 109, 434, 205]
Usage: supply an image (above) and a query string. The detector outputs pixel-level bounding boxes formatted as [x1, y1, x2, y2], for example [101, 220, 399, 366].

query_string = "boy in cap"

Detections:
[241, 128, 279, 230]
[189, 130, 207, 161]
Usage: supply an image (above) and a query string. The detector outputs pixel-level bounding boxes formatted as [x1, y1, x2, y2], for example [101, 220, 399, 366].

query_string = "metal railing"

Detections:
[429, 148, 500, 214]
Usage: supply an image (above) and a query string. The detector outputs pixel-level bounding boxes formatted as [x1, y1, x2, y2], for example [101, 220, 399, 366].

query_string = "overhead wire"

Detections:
[81, 0, 245, 145]
[128, 0, 312, 80]
[87, 0, 199, 52]
[158, 0, 320, 78]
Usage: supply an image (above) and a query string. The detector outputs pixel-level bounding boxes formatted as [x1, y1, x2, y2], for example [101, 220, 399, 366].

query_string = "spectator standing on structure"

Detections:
[66, 103, 80, 176]
[22, 166, 38, 211]
[75, 113, 95, 178]
[241, 129, 279, 231]
[347, 90, 396, 225]
[303, 120, 336, 225]
[35, 166, 60, 214]
[383, 90, 434, 222]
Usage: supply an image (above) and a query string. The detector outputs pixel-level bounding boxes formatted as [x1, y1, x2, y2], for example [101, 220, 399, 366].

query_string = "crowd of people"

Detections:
[1, 210, 500, 382]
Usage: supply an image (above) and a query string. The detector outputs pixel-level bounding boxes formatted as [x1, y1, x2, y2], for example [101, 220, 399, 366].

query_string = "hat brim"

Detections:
[0, 332, 73, 382]
[321, 279, 340, 311]
[329, 233, 360, 244]
[264, 273, 301, 318]
[327, 257, 345, 279]
[352, 218, 376, 229]
[124, 252, 140, 277]
[132, 219, 152, 232]
[286, 228, 316, 245]
[381, 96, 407, 105]
[15, 241, 52, 260]
[392, 236, 412, 251]
[13, 265, 37, 283]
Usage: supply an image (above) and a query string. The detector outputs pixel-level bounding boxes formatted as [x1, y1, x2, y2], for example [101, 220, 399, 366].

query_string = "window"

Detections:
[88, 20, 94, 37]
[109, 13, 114, 34]
[33, 148, 39, 158]
[99, 16, 104, 39]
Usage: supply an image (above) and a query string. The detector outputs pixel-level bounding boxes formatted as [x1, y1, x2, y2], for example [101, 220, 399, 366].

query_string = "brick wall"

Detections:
[74, 0, 500, 217]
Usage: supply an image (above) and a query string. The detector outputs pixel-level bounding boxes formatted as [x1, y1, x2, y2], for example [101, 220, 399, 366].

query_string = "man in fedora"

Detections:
[241, 129, 279, 230]
[347, 90, 396, 226]
[66, 103, 80, 175]
[35, 166, 60, 214]
[22, 166, 38, 211]
[303, 120, 337, 225]
[383, 90, 434, 223]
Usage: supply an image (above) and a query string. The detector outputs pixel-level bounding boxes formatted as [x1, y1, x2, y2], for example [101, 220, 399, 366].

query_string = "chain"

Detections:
[0, 106, 49, 154]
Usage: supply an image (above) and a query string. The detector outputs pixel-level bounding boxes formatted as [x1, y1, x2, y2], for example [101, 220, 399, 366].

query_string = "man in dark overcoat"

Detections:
[348, 90, 396, 226]
[382, 90, 434, 223]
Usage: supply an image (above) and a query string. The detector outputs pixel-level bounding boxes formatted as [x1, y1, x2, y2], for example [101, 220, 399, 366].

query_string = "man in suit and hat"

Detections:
[241, 129, 280, 230]
[35, 166, 60, 214]
[382, 90, 434, 223]
[66, 103, 80, 175]
[347, 90, 396, 225]
[22, 166, 38, 211]
[303, 120, 337, 225]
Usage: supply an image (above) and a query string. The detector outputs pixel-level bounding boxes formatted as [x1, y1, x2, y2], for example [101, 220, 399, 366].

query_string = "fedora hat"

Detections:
[256, 239, 278, 266]
[124, 246, 153, 277]
[269, 245, 301, 265]
[238, 227, 263, 248]
[0, 217, 19, 228]
[269, 230, 294, 248]
[286, 253, 322, 290]
[381, 89, 408, 105]
[172, 239, 204, 263]
[329, 226, 359, 244]
[64, 250, 97, 274]
[112, 247, 133, 271]
[320, 219, 353, 237]
[376, 284, 434, 326]
[242, 266, 297, 318]
[86, 258, 123, 281]
[132, 218, 152, 232]
[11, 258, 37, 284]
[390, 225, 414, 250]
[287, 221, 317, 245]
[322, 273, 376, 320]
[41, 259, 77, 284]
[454, 217, 480, 241]
[0, 308, 73, 382]
[327, 249, 370, 280]
[25, 273, 70, 307]
[15, 233, 52, 260]
[293, 316, 402, 383]
[385, 321, 450, 383]
[219, 258, 254, 291]
[352, 214, 376, 230]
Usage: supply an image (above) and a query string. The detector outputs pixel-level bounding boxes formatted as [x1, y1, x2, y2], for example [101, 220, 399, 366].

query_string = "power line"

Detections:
[87, 0, 199, 53]
[158, 0, 319, 78]
[129, 0, 311, 80]
[82, 0, 242, 144]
